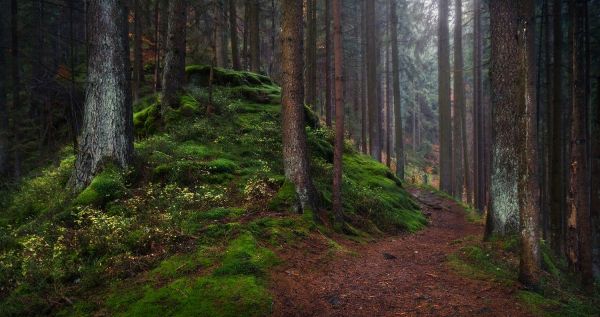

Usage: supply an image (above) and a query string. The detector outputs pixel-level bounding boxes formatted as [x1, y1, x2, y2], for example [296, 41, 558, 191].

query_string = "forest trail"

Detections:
[270, 188, 533, 317]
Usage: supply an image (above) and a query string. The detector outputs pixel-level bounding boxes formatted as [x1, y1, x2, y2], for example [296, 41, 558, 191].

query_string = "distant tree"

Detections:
[161, 0, 188, 109]
[324, 0, 332, 127]
[390, 0, 403, 179]
[73, 0, 133, 189]
[280, 0, 318, 213]
[229, 0, 241, 70]
[331, 0, 344, 221]
[452, 0, 465, 199]
[305, 0, 317, 111]
[248, 0, 260, 72]
[438, 0, 452, 193]
[0, 0, 7, 177]
[133, 0, 144, 102]
[473, 0, 484, 212]
[366, 0, 381, 162]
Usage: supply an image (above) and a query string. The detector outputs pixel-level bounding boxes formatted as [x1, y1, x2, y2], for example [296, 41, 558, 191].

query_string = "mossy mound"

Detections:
[0, 66, 423, 316]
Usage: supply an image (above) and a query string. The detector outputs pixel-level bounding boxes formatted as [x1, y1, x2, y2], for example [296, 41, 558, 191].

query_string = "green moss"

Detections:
[173, 142, 213, 159]
[74, 169, 126, 206]
[214, 233, 278, 276]
[151, 248, 215, 279]
[203, 158, 238, 174]
[268, 180, 297, 211]
[198, 207, 245, 221]
[133, 103, 161, 136]
[178, 94, 201, 116]
[185, 65, 274, 88]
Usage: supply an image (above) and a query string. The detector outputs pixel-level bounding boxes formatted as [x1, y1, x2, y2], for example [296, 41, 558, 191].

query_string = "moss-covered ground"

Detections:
[0, 66, 424, 316]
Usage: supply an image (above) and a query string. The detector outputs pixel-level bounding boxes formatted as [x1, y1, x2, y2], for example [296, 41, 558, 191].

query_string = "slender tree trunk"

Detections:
[305, 0, 317, 110]
[325, 0, 332, 127]
[438, 0, 452, 193]
[0, 0, 7, 177]
[10, 0, 20, 179]
[518, 0, 541, 287]
[360, 0, 367, 154]
[567, 0, 593, 289]
[161, 0, 187, 109]
[366, 0, 381, 162]
[215, 0, 228, 68]
[487, 0, 521, 236]
[74, 0, 133, 189]
[453, 0, 465, 200]
[390, 0, 403, 179]
[473, 0, 483, 211]
[457, 0, 471, 204]
[248, 0, 260, 73]
[332, 0, 344, 221]
[133, 0, 143, 102]
[550, 0, 565, 254]
[280, 0, 318, 214]
[592, 63, 600, 279]
[153, 1, 161, 92]
[385, 23, 391, 168]
[229, 0, 240, 70]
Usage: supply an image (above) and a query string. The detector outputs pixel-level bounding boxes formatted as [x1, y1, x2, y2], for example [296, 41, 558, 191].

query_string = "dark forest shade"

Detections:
[280, 0, 318, 213]
[229, 0, 240, 70]
[161, 0, 188, 109]
[248, 0, 260, 73]
[0, 0, 8, 177]
[73, 0, 133, 189]
[438, 0, 452, 194]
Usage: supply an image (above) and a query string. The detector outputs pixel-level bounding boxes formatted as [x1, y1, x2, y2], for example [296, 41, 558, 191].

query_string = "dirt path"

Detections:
[270, 188, 533, 317]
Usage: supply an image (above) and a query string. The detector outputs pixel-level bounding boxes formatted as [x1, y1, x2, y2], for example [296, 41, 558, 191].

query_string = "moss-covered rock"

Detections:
[268, 180, 297, 212]
[74, 169, 126, 207]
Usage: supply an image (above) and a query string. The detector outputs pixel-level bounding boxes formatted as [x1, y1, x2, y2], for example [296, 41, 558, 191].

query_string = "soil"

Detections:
[269, 188, 533, 317]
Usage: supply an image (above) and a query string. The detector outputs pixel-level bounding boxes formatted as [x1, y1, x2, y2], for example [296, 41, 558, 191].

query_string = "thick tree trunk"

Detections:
[390, 0, 403, 179]
[305, 0, 317, 110]
[332, 0, 344, 221]
[324, 0, 332, 127]
[280, 0, 318, 214]
[73, 0, 133, 189]
[453, 0, 465, 200]
[248, 0, 260, 73]
[438, 0, 452, 193]
[517, 0, 541, 287]
[567, 0, 593, 288]
[161, 0, 187, 109]
[487, 0, 521, 236]
[133, 0, 143, 102]
[550, 0, 565, 254]
[366, 0, 381, 162]
[229, 0, 240, 70]
[0, 1, 7, 177]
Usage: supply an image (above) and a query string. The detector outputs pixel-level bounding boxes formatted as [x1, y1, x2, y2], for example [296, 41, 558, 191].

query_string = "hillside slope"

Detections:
[0, 66, 425, 316]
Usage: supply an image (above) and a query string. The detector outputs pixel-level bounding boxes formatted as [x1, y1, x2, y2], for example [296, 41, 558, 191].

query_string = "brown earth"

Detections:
[269, 188, 533, 317]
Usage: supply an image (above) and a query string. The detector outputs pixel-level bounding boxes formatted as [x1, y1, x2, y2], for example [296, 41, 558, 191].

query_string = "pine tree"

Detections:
[438, 0, 452, 193]
[161, 0, 188, 108]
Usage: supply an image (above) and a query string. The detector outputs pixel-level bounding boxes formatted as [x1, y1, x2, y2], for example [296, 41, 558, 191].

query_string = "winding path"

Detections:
[270, 188, 533, 317]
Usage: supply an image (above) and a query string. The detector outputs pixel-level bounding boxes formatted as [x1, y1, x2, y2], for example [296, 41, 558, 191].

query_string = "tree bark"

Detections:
[215, 0, 228, 68]
[517, 0, 541, 288]
[280, 0, 318, 214]
[438, 0, 452, 193]
[592, 60, 600, 278]
[453, 0, 465, 200]
[161, 0, 187, 109]
[0, 0, 7, 177]
[473, 0, 484, 211]
[360, 0, 367, 154]
[133, 0, 143, 102]
[304, 0, 317, 110]
[332, 0, 344, 221]
[390, 0, 403, 179]
[487, 0, 521, 236]
[10, 0, 20, 179]
[567, 0, 593, 289]
[229, 0, 241, 70]
[366, 0, 381, 162]
[324, 0, 332, 127]
[74, 0, 133, 189]
[248, 0, 260, 73]
[153, 0, 161, 92]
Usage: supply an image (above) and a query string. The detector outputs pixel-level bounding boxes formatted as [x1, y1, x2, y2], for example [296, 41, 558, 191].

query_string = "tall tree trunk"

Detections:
[280, 0, 318, 214]
[74, 0, 133, 189]
[487, 0, 521, 236]
[360, 0, 367, 154]
[229, 0, 240, 70]
[457, 0, 471, 204]
[550, 0, 565, 254]
[473, 0, 483, 211]
[567, 0, 592, 289]
[10, 0, 20, 179]
[390, 0, 403, 179]
[305, 0, 317, 110]
[517, 0, 541, 288]
[324, 0, 332, 127]
[161, 0, 187, 109]
[248, 0, 260, 73]
[153, 0, 161, 92]
[453, 0, 465, 200]
[366, 0, 381, 161]
[592, 62, 600, 279]
[385, 21, 391, 168]
[133, 0, 143, 102]
[332, 0, 344, 221]
[215, 0, 228, 68]
[438, 0, 452, 193]
[0, 0, 7, 177]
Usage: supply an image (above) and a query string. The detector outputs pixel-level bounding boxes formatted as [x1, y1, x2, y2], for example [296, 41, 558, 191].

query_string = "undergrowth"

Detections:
[0, 65, 424, 316]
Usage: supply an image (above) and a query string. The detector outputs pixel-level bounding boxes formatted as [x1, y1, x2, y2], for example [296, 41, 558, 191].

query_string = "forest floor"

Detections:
[270, 187, 534, 317]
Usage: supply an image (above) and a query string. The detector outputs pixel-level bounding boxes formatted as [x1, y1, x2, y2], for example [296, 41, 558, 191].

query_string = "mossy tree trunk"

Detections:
[567, 0, 593, 289]
[332, 0, 344, 221]
[229, 0, 241, 70]
[280, 0, 318, 214]
[161, 0, 187, 109]
[438, 0, 452, 194]
[73, 0, 133, 190]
